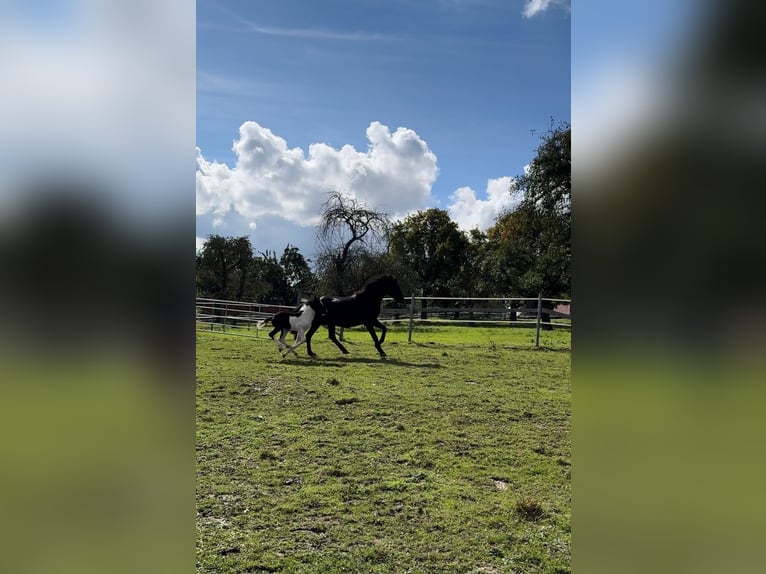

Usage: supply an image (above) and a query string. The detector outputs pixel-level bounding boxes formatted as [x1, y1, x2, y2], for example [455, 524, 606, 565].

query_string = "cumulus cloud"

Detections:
[522, 0, 569, 18]
[196, 121, 439, 229]
[448, 176, 519, 231]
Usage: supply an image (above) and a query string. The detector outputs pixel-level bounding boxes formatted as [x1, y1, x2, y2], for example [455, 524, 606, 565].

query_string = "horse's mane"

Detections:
[354, 274, 394, 296]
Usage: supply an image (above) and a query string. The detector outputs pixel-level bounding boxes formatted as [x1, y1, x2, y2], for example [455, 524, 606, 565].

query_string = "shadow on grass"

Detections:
[275, 355, 444, 369]
[412, 342, 571, 353]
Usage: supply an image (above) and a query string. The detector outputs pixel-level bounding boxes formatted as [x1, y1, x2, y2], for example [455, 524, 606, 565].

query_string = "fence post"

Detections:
[223, 302, 228, 332]
[408, 294, 415, 343]
[535, 293, 542, 348]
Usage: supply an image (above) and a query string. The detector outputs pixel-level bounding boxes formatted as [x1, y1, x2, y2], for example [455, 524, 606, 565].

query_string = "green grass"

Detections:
[197, 324, 570, 573]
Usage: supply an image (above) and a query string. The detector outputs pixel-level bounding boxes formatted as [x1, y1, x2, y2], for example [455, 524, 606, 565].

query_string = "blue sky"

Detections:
[196, 0, 570, 259]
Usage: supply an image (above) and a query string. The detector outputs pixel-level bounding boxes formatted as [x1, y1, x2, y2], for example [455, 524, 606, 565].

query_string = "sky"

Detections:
[196, 0, 570, 260]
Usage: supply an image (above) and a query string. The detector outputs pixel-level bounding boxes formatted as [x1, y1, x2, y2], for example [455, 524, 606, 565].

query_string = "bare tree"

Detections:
[315, 191, 391, 339]
[316, 191, 390, 294]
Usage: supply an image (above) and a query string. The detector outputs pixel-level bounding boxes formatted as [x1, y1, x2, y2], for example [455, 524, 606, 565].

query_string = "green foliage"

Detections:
[196, 236, 315, 304]
[280, 244, 315, 295]
[257, 245, 316, 304]
[388, 208, 470, 297]
[196, 235, 261, 301]
[518, 122, 571, 218]
[481, 123, 571, 298]
[197, 325, 570, 573]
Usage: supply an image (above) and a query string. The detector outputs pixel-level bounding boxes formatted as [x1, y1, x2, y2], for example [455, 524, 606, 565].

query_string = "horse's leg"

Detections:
[327, 324, 349, 354]
[304, 322, 320, 358]
[278, 329, 289, 350]
[365, 323, 386, 358]
[372, 318, 388, 344]
[282, 328, 306, 358]
[269, 327, 284, 350]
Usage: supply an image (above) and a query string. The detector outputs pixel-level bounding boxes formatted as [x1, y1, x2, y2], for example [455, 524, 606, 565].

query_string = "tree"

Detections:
[485, 122, 570, 300]
[196, 235, 260, 300]
[250, 245, 316, 305]
[519, 121, 571, 218]
[279, 244, 315, 303]
[458, 228, 493, 298]
[484, 207, 550, 295]
[514, 121, 571, 299]
[480, 122, 570, 328]
[388, 208, 470, 301]
[196, 235, 316, 306]
[315, 191, 390, 295]
[256, 250, 289, 304]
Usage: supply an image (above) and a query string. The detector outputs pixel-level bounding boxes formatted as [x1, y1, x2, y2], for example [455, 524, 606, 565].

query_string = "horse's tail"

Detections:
[255, 317, 271, 330]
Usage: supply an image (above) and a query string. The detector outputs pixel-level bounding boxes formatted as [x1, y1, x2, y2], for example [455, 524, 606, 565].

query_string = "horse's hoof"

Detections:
[341, 350, 350, 355]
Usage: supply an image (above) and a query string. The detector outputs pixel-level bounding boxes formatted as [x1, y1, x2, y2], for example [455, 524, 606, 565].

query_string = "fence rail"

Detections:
[196, 294, 571, 347]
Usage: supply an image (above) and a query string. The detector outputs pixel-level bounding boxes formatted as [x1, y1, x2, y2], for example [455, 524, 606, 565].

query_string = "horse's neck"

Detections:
[354, 285, 386, 304]
[363, 295, 383, 307]
[359, 290, 384, 305]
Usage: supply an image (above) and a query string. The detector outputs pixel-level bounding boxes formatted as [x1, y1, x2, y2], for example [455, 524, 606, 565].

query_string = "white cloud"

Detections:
[196, 120, 439, 229]
[447, 176, 519, 231]
[195, 236, 205, 253]
[522, 0, 569, 18]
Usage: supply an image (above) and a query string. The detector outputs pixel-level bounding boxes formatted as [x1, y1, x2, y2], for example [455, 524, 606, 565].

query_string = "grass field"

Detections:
[196, 324, 571, 573]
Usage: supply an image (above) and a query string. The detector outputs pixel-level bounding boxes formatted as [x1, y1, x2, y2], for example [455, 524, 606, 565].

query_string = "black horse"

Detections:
[305, 275, 406, 358]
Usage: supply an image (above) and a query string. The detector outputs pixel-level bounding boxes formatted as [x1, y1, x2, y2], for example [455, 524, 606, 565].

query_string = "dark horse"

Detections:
[305, 275, 406, 358]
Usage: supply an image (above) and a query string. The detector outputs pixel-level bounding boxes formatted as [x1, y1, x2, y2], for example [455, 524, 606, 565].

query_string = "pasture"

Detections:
[196, 324, 570, 573]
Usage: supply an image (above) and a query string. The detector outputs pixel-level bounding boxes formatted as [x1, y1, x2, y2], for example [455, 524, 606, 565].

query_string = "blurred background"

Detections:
[0, 1, 194, 573]
[1, 0, 764, 572]
[574, 0, 766, 572]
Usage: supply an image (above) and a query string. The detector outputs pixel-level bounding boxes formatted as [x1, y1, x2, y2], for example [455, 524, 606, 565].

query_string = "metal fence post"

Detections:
[408, 294, 415, 343]
[535, 293, 542, 348]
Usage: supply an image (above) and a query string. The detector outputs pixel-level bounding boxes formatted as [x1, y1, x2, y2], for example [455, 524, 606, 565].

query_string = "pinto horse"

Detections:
[305, 275, 406, 358]
[259, 297, 324, 358]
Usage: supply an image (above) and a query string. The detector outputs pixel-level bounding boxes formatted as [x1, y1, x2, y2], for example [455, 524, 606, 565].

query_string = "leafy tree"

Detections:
[484, 122, 571, 300]
[255, 250, 289, 304]
[196, 235, 316, 305]
[519, 121, 571, 218]
[515, 121, 571, 298]
[483, 207, 543, 295]
[279, 244, 315, 303]
[458, 228, 493, 298]
[196, 235, 260, 300]
[388, 208, 470, 300]
[478, 122, 570, 328]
